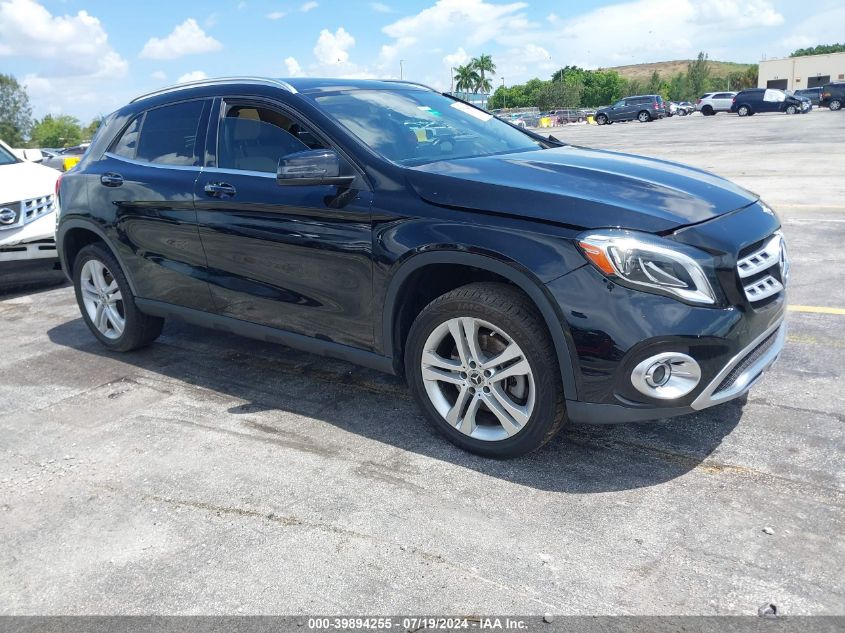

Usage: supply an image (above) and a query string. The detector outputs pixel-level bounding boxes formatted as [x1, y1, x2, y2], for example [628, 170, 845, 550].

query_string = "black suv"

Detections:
[820, 81, 845, 110]
[730, 88, 808, 116]
[57, 78, 787, 457]
[594, 95, 666, 124]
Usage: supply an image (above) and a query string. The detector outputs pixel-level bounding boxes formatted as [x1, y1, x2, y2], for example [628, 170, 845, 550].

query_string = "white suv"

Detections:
[0, 139, 60, 267]
[696, 92, 737, 115]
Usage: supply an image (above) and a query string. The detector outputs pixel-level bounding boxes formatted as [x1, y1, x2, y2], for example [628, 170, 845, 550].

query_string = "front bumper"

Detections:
[0, 211, 58, 263]
[566, 319, 785, 424]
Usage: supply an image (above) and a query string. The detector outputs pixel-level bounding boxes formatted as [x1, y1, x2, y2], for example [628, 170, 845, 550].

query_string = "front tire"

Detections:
[829, 99, 842, 111]
[405, 282, 566, 458]
[72, 243, 164, 352]
[596, 113, 608, 125]
[786, 105, 797, 114]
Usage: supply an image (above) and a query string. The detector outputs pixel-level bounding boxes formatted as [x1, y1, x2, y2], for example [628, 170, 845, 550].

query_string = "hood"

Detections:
[0, 160, 59, 204]
[408, 146, 758, 233]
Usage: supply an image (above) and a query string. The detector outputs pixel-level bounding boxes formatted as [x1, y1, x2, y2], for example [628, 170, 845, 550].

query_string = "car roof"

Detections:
[131, 76, 436, 103]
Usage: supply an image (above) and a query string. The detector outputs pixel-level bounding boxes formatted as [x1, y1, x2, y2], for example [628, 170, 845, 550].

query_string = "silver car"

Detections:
[696, 92, 737, 116]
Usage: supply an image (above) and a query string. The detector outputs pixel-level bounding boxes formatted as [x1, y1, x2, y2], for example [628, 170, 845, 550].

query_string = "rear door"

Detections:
[712, 93, 733, 111]
[193, 97, 375, 350]
[89, 99, 215, 311]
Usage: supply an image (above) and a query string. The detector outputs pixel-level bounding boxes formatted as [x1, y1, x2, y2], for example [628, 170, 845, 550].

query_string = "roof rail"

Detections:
[383, 79, 438, 92]
[131, 76, 297, 103]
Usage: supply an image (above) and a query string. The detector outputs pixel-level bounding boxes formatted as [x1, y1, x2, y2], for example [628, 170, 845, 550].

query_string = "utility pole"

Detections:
[400, 59, 404, 80]
[451, 67, 454, 93]
[502, 77, 506, 110]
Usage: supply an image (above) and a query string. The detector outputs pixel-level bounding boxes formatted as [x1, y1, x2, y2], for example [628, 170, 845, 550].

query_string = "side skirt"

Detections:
[135, 298, 396, 375]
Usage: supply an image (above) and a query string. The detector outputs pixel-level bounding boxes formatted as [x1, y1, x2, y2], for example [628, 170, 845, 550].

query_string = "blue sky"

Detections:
[1, 0, 843, 121]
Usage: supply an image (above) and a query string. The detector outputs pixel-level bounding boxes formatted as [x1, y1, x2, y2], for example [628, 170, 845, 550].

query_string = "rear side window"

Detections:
[136, 101, 205, 166]
[112, 117, 141, 159]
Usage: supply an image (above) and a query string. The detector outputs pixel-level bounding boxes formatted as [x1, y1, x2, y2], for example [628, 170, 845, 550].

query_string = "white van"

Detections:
[0, 139, 60, 267]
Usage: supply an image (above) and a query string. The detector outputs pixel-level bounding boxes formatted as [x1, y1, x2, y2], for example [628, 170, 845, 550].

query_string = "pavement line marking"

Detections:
[788, 305, 845, 315]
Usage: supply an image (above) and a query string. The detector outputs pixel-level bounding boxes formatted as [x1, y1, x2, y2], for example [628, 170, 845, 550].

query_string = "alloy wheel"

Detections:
[420, 317, 535, 442]
[80, 259, 125, 339]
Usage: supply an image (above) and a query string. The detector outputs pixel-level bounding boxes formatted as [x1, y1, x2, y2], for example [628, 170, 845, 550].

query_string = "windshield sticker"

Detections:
[450, 101, 493, 122]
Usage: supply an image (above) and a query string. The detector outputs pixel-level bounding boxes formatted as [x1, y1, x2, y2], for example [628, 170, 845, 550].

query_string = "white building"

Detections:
[758, 51, 845, 90]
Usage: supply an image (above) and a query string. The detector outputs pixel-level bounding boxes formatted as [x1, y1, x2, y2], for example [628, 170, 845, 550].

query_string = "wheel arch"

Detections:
[382, 250, 579, 399]
[57, 219, 138, 295]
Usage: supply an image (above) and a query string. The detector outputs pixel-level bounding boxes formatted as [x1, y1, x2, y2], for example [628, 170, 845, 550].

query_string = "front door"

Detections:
[194, 98, 375, 350]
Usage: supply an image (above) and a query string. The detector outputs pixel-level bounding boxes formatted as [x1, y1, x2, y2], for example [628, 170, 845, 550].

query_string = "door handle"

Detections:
[204, 182, 237, 198]
[100, 173, 123, 187]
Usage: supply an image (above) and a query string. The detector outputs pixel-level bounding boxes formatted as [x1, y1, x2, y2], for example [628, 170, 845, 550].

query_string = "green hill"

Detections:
[606, 59, 754, 81]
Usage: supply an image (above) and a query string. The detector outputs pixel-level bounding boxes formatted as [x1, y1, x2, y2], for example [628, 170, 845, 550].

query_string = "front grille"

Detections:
[737, 233, 787, 304]
[0, 194, 56, 231]
[714, 329, 779, 394]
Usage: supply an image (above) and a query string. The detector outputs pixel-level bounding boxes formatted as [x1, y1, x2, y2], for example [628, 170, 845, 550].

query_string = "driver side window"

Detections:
[217, 103, 327, 173]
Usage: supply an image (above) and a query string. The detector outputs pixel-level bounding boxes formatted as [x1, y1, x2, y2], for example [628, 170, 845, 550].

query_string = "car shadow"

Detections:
[46, 317, 744, 493]
[0, 266, 68, 298]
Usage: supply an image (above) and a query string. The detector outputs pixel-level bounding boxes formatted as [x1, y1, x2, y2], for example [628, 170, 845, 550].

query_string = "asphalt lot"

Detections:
[2, 109, 844, 616]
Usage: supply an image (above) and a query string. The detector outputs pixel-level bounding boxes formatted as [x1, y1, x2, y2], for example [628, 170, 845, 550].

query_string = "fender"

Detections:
[56, 217, 139, 296]
[381, 250, 579, 400]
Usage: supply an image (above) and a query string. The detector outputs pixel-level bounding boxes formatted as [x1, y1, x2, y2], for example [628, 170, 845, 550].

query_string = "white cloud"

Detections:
[779, 6, 845, 55]
[151, 70, 167, 81]
[139, 18, 222, 60]
[301, 1, 318, 12]
[266, 11, 286, 20]
[371, 2, 392, 12]
[177, 70, 208, 83]
[285, 56, 305, 76]
[0, 0, 129, 117]
[443, 47, 470, 67]
[314, 27, 355, 65]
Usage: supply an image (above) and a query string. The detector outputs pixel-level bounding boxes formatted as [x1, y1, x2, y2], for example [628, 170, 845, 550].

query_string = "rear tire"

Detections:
[701, 105, 714, 116]
[737, 105, 750, 117]
[405, 282, 566, 458]
[72, 243, 164, 352]
[637, 110, 651, 122]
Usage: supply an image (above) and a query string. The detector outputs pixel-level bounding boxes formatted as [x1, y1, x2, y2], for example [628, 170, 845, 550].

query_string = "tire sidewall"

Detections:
[72, 244, 141, 351]
[830, 99, 842, 111]
[405, 294, 562, 457]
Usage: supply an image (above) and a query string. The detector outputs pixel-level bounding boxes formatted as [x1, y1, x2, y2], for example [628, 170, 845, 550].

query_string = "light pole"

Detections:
[400, 59, 404, 80]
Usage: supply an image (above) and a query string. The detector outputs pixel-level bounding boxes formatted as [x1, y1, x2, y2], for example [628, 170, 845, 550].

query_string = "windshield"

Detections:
[313, 89, 544, 166]
[0, 143, 18, 166]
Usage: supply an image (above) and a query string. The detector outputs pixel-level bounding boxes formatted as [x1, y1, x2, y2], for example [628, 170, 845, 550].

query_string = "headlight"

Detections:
[577, 229, 717, 305]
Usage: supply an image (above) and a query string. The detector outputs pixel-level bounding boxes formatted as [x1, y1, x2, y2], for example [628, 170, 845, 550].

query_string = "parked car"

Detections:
[730, 88, 808, 116]
[57, 77, 787, 457]
[820, 81, 845, 110]
[794, 87, 822, 106]
[696, 92, 737, 115]
[43, 144, 89, 171]
[0, 139, 60, 271]
[594, 95, 666, 124]
[676, 101, 695, 115]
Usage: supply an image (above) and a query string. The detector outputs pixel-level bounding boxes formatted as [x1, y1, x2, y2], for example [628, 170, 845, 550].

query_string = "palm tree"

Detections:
[471, 54, 496, 91]
[475, 76, 493, 94]
[454, 64, 480, 94]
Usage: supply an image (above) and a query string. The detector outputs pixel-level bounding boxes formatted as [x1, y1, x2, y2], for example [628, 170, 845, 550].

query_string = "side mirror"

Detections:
[276, 149, 355, 187]
[22, 149, 44, 163]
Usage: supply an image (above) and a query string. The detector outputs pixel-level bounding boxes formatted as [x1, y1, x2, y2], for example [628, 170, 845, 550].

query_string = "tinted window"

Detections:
[218, 104, 326, 173]
[713, 93, 731, 99]
[112, 117, 141, 159]
[136, 100, 204, 166]
[0, 143, 18, 165]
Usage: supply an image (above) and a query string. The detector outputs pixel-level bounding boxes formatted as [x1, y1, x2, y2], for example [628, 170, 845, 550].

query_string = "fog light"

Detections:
[631, 353, 701, 400]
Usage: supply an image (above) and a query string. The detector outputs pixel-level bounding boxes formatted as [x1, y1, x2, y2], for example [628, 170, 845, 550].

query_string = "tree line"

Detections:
[790, 43, 845, 57]
[0, 74, 99, 148]
[488, 53, 759, 111]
